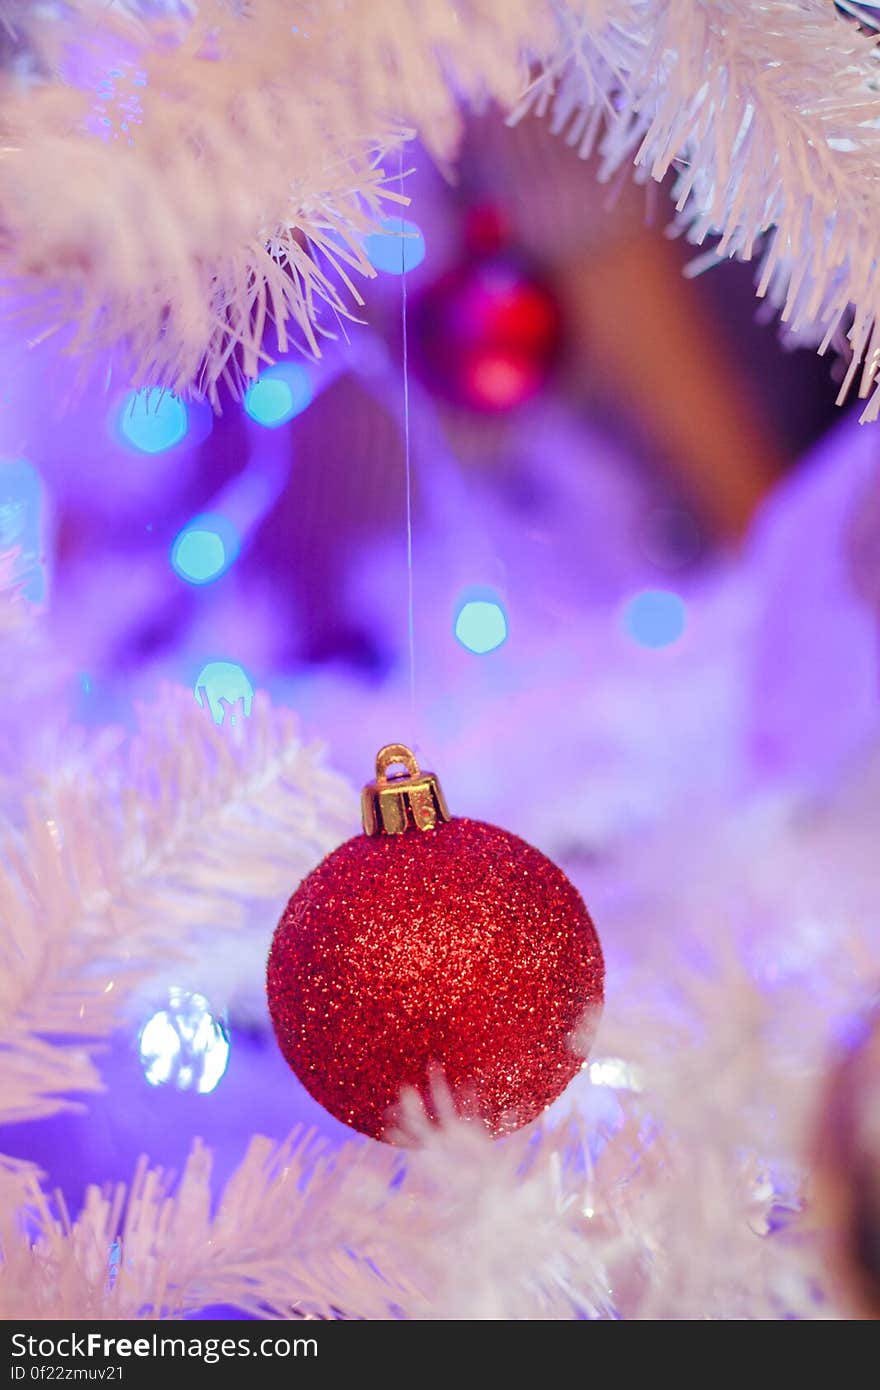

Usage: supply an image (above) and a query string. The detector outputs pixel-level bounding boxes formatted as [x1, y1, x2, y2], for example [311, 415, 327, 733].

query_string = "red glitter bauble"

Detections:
[267, 749, 603, 1143]
[410, 212, 563, 413]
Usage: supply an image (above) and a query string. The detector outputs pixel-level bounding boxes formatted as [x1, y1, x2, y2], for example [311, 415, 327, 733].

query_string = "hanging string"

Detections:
[400, 149, 417, 733]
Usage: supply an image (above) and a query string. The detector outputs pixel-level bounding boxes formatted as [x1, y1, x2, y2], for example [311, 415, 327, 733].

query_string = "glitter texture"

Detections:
[267, 817, 604, 1142]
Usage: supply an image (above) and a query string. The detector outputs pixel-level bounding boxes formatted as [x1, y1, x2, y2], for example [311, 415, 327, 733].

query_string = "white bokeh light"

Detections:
[138, 988, 230, 1093]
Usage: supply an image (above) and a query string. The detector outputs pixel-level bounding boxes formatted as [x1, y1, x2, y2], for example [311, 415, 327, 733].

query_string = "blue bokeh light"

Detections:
[454, 598, 508, 654]
[138, 988, 230, 1094]
[622, 589, 687, 649]
[172, 531, 224, 583]
[364, 216, 426, 274]
[194, 661, 255, 725]
[0, 456, 47, 603]
[170, 513, 240, 586]
[118, 389, 189, 453]
[244, 363, 313, 427]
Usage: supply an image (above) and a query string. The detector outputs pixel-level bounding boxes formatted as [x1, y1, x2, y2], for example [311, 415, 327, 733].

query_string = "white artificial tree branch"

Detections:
[520, 0, 880, 419]
[5, 2, 880, 417]
[0, 688, 355, 1124]
[0, 984, 836, 1323]
[0, 0, 546, 402]
[0, 1108, 618, 1321]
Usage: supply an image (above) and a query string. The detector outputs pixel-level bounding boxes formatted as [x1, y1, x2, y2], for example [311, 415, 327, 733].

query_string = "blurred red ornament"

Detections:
[411, 206, 564, 412]
[815, 1006, 880, 1318]
[267, 744, 603, 1142]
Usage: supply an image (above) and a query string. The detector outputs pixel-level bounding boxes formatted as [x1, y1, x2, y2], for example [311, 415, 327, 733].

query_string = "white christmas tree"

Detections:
[1, 0, 880, 1322]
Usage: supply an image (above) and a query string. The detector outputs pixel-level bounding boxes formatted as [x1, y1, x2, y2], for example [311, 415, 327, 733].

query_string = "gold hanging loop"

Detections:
[361, 744, 450, 836]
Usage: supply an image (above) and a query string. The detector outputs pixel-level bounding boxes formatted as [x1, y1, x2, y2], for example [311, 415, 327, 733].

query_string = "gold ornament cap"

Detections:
[361, 744, 450, 836]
